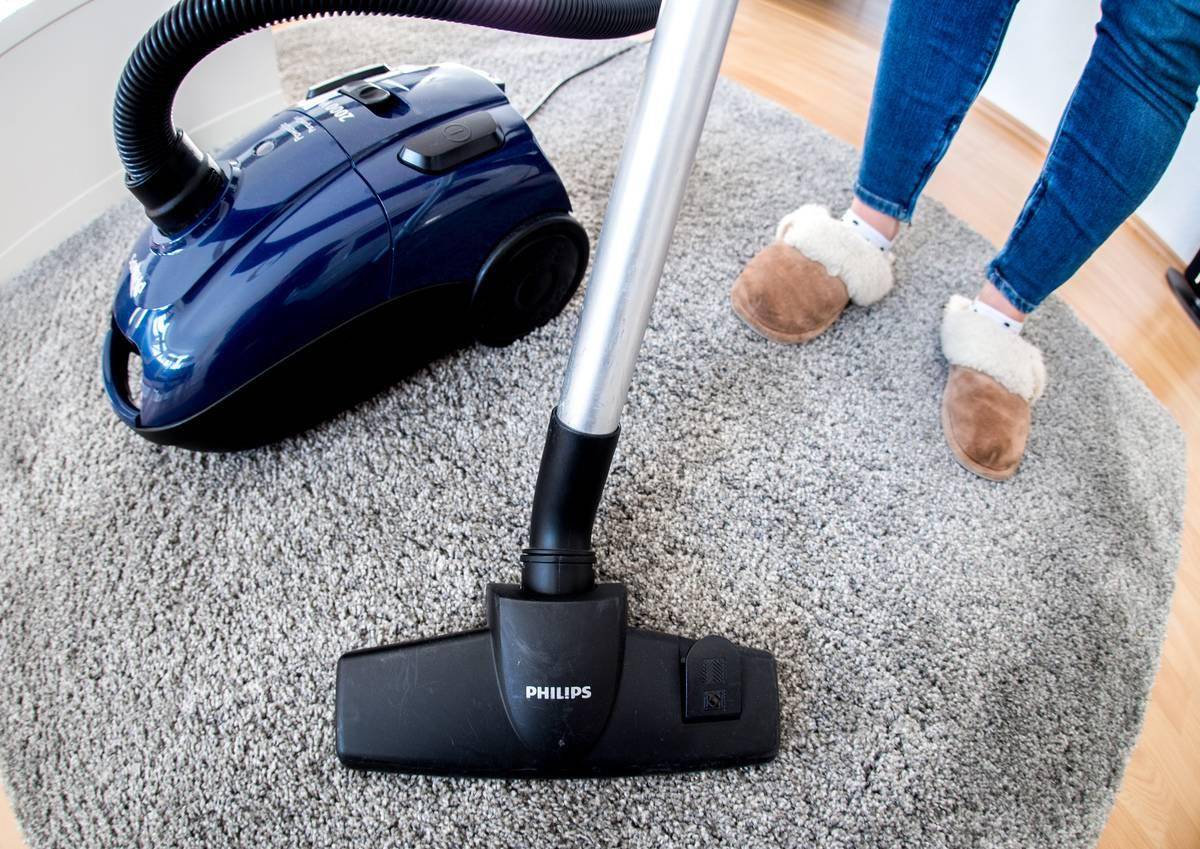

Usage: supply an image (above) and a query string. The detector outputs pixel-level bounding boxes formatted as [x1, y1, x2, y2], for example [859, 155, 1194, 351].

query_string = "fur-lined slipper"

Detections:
[940, 295, 1046, 481]
[731, 205, 894, 344]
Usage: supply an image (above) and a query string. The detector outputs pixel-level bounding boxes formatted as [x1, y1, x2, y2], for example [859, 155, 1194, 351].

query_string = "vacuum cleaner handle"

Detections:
[523, 0, 739, 594]
[556, 0, 740, 436]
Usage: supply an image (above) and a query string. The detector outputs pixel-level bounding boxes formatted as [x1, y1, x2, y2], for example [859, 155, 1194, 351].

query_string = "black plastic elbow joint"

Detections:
[521, 409, 619, 596]
[125, 131, 227, 236]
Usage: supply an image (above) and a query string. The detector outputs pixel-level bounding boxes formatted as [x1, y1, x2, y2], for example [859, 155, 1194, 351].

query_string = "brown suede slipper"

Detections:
[731, 242, 850, 343]
[731, 205, 894, 344]
[941, 366, 1031, 481]
[940, 296, 1047, 481]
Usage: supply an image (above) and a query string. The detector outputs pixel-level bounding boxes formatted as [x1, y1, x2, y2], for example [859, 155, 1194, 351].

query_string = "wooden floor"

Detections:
[2, 2, 1198, 847]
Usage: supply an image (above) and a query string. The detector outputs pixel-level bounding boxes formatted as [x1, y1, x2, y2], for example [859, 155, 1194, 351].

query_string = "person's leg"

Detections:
[731, 0, 1020, 344]
[941, 0, 1200, 480]
[985, 0, 1200, 316]
[854, 0, 1021, 230]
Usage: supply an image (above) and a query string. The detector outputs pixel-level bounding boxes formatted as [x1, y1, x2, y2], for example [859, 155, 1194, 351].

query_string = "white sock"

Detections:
[841, 209, 895, 253]
[970, 298, 1024, 335]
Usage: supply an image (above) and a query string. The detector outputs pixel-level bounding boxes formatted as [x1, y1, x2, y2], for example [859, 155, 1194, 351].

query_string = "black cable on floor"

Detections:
[524, 40, 648, 121]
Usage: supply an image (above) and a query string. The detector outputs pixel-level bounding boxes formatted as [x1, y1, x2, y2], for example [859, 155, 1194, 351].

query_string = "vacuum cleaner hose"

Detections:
[114, 0, 661, 233]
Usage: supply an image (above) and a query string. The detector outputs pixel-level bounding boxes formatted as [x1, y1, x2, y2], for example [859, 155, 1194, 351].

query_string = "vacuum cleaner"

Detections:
[102, 60, 591, 450]
[107, 0, 779, 776]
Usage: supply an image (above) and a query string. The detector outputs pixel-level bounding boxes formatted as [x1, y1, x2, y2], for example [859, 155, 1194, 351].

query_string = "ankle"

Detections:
[973, 282, 1028, 334]
[849, 197, 900, 241]
[841, 208, 895, 252]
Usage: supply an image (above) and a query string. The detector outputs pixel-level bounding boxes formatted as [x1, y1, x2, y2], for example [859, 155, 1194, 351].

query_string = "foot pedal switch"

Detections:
[683, 635, 743, 721]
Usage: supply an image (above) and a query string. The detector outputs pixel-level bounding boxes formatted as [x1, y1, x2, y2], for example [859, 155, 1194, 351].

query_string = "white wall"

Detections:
[981, 0, 1200, 260]
[0, 0, 285, 282]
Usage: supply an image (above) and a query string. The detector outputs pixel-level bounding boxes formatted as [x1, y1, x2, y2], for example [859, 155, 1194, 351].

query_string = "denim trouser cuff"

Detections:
[853, 182, 913, 223]
[986, 265, 1040, 314]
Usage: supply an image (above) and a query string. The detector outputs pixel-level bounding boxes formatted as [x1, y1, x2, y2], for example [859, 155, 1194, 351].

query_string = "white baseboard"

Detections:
[0, 88, 285, 286]
[0, 0, 285, 287]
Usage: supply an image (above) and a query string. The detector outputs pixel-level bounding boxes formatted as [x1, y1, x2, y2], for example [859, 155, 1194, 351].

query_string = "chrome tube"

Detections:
[556, 0, 739, 435]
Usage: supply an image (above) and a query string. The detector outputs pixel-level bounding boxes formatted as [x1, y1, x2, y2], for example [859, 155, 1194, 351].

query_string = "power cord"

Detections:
[523, 40, 648, 121]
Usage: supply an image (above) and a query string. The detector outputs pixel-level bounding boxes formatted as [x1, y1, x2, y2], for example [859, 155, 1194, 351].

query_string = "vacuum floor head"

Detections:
[336, 582, 779, 775]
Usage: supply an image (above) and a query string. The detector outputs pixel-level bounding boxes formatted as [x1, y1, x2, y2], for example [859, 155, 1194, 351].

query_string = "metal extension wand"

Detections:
[523, 0, 741, 595]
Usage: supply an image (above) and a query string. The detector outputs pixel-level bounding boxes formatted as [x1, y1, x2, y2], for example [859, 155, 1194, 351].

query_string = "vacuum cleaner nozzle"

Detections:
[336, 582, 780, 776]
[337, 409, 781, 776]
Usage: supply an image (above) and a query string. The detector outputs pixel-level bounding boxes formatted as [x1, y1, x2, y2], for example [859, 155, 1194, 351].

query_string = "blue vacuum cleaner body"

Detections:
[103, 63, 587, 450]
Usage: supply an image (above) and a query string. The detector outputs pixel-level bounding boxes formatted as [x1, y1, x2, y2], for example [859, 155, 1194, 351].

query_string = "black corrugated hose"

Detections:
[114, 0, 661, 233]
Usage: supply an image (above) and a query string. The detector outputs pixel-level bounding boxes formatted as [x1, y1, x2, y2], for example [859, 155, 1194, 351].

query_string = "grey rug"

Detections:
[0, 18, 1187, 849]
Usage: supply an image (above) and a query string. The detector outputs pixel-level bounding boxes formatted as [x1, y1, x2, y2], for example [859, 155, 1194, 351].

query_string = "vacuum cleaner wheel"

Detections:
[471, 214, 589, 346]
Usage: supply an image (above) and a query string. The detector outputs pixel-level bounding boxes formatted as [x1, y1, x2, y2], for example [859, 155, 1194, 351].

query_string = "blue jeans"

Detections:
[856, 0, 1200, 313]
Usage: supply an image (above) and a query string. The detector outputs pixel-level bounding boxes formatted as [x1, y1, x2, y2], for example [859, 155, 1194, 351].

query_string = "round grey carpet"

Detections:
[0, 18, 1187, 849]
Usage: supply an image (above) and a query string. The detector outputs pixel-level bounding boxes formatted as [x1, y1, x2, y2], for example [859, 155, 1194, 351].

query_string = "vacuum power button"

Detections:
[442, 123, 472, 143]
[398, 111, 503, 174]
